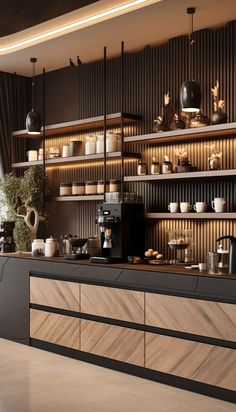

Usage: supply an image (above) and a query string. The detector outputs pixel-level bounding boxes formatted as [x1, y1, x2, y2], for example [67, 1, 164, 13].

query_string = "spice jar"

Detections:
[161, 156, 173, 174]
[109, 180, 121, 193]
[97, 180, 109, 194]
[85, 135, 96, 155]
[60, 183, 72, 196]
[72, 182, 85, 195]
[96, 134, 104, 154]
[137, 162, 147, 176]
[150, 157, 160, 175]
[85, 181, 97, 195]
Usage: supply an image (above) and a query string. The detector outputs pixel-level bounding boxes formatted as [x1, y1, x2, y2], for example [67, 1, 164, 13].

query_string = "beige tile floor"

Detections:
[0, 338, 235, 412]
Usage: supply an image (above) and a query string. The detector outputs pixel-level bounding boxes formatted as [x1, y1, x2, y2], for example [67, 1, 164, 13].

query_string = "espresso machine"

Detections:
[0, 221, 15, 253]
[91, 203, 144, 263]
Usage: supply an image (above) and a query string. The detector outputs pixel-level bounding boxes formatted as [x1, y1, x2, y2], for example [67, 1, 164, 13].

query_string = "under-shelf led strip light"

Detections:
[0, 0, 148, 53]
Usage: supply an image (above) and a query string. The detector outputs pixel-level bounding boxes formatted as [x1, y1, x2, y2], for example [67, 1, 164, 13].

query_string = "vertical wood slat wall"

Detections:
[41, 21, 236, 262]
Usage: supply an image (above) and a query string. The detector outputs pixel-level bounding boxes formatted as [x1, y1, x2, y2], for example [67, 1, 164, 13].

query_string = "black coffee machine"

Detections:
[0, 221, 15, 253]
[91, 203, 144, 263]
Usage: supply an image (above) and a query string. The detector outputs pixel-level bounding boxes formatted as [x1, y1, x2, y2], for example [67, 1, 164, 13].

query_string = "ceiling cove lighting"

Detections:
[0, 0, 149, 54]
[26, 58, 42, 135]
[180, 7, 201, 113]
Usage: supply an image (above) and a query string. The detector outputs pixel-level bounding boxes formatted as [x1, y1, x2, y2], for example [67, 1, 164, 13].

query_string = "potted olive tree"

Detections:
[0, 166, 47, 251]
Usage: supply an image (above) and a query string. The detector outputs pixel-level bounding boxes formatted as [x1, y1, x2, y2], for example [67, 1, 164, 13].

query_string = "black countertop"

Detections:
[0, 253, 236, 302]
[1, 252, 236, 279]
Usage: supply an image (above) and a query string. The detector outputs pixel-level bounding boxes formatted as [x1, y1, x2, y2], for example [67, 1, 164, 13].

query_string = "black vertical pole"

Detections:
[103, 46, 107, 203]
[121, 41, 125, 203]
[42, 68, 46, 214]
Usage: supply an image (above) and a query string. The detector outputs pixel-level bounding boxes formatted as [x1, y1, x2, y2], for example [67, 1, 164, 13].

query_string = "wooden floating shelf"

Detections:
[124, 122, 236, 145]
[124, 169, 236, 182]
[12, 151, 140, 169]
[47, 195, 103, 202]
[143, 213, 236, 220]
[12, 113, 141, 138]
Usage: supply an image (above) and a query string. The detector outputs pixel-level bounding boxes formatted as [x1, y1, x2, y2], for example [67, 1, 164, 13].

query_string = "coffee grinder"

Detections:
[91, 203, 144, 263]
[0, 221, 15, 253]
[65, 237, 88, 260]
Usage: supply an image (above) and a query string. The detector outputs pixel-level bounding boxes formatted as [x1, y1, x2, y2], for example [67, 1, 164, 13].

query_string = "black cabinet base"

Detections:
[30, 339, 236, 404]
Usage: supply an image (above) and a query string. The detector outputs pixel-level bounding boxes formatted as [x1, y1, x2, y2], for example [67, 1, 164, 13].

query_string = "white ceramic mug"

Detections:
[211, 198, 226, 213]
[26, 150, 38, 161]
[193, 202, 207, 213]
[180, 202, 192, 213]
[168, 202, 179, 213]
[62, 145, 70, 157]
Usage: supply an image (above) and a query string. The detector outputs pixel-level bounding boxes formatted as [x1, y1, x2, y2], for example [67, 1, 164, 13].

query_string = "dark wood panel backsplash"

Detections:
[35, 20, 236, 262]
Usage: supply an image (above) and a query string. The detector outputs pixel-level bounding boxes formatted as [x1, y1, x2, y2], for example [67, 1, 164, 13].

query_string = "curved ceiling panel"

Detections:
[0, 0, 99, 37]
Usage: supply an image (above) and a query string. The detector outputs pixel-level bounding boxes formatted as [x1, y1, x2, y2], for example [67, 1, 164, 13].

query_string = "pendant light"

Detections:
[26, 57, 42, 134]
[180, 7, 201, 113]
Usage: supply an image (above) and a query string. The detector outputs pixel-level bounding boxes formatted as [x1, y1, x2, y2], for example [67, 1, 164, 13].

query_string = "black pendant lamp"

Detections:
[26, 57, 42, 134]
[180, 7, 201, 113]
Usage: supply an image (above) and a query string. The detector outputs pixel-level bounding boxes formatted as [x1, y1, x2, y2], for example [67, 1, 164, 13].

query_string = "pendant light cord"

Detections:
[31, 57, 37, 110]
[187, 7, 195, 81]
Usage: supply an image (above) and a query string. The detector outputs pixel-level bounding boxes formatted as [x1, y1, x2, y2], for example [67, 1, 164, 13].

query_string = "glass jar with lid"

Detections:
[96, 133, 118, 153]
[72, 182, 85, 195]
[161, 155, 173, 174]
[97, 180, 109, 194]
[85, 135, 96, 155]
[137, 162, 147, 176]
[109, 180, 121, 193]
[31, 239, 45, 256]
[85, 181, 97, 195]
[96, 134, 104, 154]
[150, 157, 160, 175]
[106, 133, 118, 152]
[60, 183, 72, 196]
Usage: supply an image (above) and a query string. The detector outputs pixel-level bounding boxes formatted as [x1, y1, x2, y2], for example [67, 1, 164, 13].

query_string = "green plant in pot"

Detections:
[0, 166, 47, 251]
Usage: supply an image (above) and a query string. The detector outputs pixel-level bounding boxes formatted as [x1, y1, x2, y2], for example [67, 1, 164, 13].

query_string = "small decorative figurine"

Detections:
[175, 148, 197, 172]
[170, 113, 185, 130]
[207, 144, 222, 170]
[162, 92, 175, 130]
[153, 92, 175, 132]
[211, 80, 228, 125]
[153, 116, 169, 132]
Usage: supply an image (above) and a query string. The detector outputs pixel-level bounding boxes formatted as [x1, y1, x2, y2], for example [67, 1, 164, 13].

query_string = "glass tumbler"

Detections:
[207, 252, 219, 273]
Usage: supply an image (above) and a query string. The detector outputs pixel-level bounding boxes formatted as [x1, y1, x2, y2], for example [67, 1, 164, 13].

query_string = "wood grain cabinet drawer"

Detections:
[145, 292, 236, 342]
[30, 277, 80, 311]
[81, 284, 144, 324]
[81, 319, 144, 366]
[146, 332, 236, 391]
[30, 309, 80, 349]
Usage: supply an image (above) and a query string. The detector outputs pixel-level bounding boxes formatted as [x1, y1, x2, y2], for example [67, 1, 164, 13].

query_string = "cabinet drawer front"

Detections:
[30, 309, 79, 349]
[81, 319, 144, 366]
[30, 277, 80, 311]
[81, 284, 144, 323]
[146, 332, 236, 391]
[146, 293, 236, 342]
